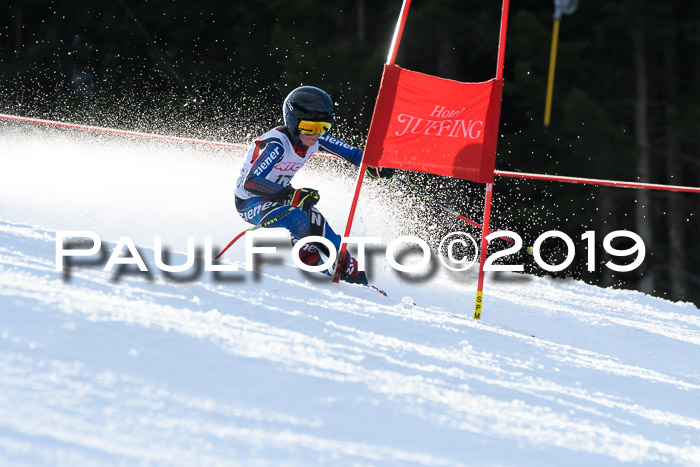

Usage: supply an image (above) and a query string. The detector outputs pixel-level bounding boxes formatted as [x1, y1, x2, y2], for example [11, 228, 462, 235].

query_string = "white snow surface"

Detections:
[1, 124, 700, 466]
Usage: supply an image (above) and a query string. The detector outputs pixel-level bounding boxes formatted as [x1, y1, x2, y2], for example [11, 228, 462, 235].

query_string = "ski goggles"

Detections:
[298, 120, 332, 136]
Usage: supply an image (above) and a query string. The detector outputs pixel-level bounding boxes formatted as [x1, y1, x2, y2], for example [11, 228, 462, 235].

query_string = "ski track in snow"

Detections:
[1, 126, 700, 466]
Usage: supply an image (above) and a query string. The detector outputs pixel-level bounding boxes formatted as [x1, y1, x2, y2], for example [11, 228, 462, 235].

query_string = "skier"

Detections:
[235, 85, 394, 284]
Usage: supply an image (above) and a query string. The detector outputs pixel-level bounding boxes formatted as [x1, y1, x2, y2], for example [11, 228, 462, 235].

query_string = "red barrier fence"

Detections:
[4, 112, 697, 195]
[494, 169, 700, 194]
[0, 113, 246, 149]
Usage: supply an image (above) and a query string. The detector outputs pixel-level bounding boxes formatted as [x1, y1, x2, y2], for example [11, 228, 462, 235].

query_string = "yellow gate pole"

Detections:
[543, 0, 578, 127]
[543, 19, 560, 127]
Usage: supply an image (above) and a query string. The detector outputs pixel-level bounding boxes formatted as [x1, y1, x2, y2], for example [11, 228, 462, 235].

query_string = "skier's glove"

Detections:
[366, 166, 395, 180]
[288, 187, 320, 212]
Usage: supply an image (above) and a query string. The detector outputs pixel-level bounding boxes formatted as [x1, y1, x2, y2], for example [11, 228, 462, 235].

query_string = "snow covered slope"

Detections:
[1, 125, 699, 465]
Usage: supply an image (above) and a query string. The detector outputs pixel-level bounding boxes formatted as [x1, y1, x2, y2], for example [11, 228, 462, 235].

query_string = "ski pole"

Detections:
[215, 207, 295, 260]
[392, 175, 516, 245]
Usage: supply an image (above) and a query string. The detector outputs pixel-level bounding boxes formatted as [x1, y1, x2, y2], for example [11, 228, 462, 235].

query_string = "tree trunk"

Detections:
[15, 9, 22, 49]
[357, 0, 365, 41]
[633, 13, 655, 294]
[14, 9, 23, 107]
[663, 31, 686, 300]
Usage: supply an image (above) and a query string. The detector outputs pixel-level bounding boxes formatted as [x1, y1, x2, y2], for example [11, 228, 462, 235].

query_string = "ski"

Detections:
[319, 269, 388, 298]
[368, 284, 388, 297]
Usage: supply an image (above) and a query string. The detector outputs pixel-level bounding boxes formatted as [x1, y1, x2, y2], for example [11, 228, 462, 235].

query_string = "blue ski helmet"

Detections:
[283, 86, 335, 137]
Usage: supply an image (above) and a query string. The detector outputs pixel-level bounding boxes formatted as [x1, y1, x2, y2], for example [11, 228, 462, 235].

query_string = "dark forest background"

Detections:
[1, 0, 699, 305]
